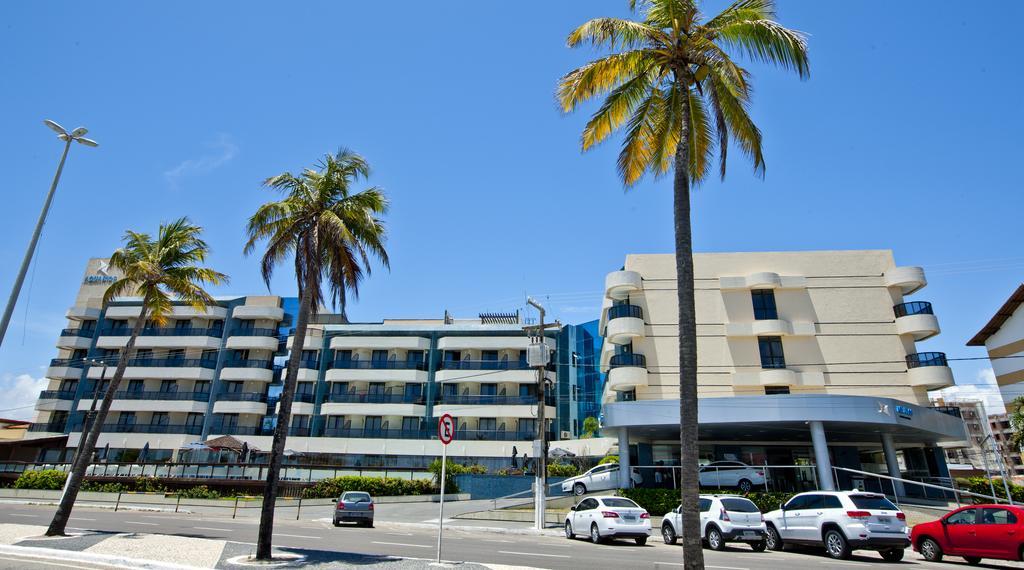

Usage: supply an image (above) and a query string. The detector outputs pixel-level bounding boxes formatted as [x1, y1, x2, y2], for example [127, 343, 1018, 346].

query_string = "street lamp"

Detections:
[0, 120, 98, 348]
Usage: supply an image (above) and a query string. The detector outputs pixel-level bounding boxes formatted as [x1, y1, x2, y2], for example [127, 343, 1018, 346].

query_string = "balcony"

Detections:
[607, 353, 648, 392]
[80, 423, 204, 435]
[282, 358, 321, 382]
[434, 359, 536, 385]
[78, 390, 211, 413]
[88, 358, 217, 382]
[719, 272, 808, 290]
[207, 424, 262, 436]
[438, 394, 554, 406]
[605, 270, 642, 300]
[884, 266, 927, 295]
[321, 390, 427, 417]
[226, 327, 280, 351]
[110, 390, 211, 401]
[321, 428, 431, 439]
[28, 422, 68, 433]
[326, 391, 424, 404]
[455, 430, 533, 442]
[65, 306, 101, 321]
[906, 352, 955, 389]
[48, 358, 84, 378]
[605, 305, 645, 345]
[331, 359, 427, 371]
[725, 319, 815, 337]
[39, 390, 77, 400]
[289, 426, 312, 437]
[731, 369, 824, 388]
[127, 358, 217, 368]
[213, 391, 269, 415]
[57, 328, 95, 350]
[220, 359, 275, 382]
[894, 301, 940, 341]
[231, 305, 284, 321]
[96, 327, 224, 350]
[326, 358, 428, 383]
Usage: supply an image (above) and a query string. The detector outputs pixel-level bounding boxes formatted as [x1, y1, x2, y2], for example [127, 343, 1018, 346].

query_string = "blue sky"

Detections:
[1, 1, 1022, 419]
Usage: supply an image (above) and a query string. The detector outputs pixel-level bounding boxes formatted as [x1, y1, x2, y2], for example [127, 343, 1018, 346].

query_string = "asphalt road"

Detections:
[3, 502, 1024, 569]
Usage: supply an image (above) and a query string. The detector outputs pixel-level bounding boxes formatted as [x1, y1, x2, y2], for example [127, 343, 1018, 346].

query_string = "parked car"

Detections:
[333, 491, 375, 527]
[564, 495, 651, 545]
[698, 461, 766, 493]
[763, 491, 908, 561]
[661, 494, 767, 551]
[560, 463, 641, 496]
[911, 504, 1024, 565]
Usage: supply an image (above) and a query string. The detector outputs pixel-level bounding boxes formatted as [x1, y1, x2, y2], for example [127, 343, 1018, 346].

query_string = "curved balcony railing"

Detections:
[906, 352, 948, 368]
[50, 358, 85, 368]
[607, 304, 644, 320]
[330, 359, 427, 371]
[438, 394, 555, 406]
[127, 358, 218, 368]
[894, 301, 934, 318]
[38, 390, 77, 400]
[609, 353, 647, 368]
[60, 328, 95, 338]
[321, 428, 430, 439]
[208, 424, 262, 435]
[86, 423, 203, 435]
[438, 360, 530, 371]
[229, 327, 279, 337]
[222, 359, 274, 369]
[99, 327, 224, 337]
[326, 392, 425, 404]
[216, 392, 268, 402]
[92, 390, 211, 401]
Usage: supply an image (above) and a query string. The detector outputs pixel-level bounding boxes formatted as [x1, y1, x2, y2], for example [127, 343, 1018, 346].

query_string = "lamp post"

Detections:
[0, 120, 98, 348]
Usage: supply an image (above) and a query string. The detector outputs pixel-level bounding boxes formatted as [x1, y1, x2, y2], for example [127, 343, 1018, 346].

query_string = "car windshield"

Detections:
[721, 498, 759, 513]
[849, 495, 897, 510]
[601, 498, 639, 508]
[343, 492, 371, 502]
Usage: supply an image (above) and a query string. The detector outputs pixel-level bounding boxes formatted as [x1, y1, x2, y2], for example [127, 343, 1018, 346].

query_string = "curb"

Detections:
[372, 520, 563, 537]
[0, 543, 206, 570]
[0, 499, 192, 513]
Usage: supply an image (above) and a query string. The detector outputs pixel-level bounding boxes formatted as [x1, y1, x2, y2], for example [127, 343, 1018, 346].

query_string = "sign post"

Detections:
[436, 413, 455, 563]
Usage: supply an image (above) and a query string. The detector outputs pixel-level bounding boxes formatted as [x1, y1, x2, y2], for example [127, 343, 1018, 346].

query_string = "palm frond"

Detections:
[567, 18, 664, 50]
[714, 19, 809, 78]
[617, 89, 666, 186]
[558, 50, 654, 113]
[582, 68, 657, 150]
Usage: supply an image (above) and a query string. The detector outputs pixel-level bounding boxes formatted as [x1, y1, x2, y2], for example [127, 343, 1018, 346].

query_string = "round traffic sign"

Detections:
[438, 413, 455, 445]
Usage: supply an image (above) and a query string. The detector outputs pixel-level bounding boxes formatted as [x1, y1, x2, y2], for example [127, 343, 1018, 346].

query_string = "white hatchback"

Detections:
[564, 495, 652, 545]
[560, 463, 641, 496]
[662, 495, 767, 551]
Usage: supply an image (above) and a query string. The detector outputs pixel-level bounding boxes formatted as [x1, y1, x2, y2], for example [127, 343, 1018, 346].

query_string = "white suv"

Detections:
[662, 495, 767, 551]
[560, 463, 641, 495]
[763, 491, 909, 561]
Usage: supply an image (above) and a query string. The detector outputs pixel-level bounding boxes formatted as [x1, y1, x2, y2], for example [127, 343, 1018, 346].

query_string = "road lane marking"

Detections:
[274, 533, 319, 539]
[9, 514, 38, 517]
[497, 551, 570, 558]
[70, 517, 96, 521]
[482, 539, 512, 543]
[372, 541, 432, 548]
[125, 521, 159, 526]
[385, 532, 414, 536]
[195, 527, 233, 532]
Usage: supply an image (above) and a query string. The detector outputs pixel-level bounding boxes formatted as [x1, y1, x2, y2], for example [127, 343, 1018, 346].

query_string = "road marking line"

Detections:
[125, 521, 159, 526]
[385, 532, 414, 536]
[497, 551, 570, 558]
[482, 539, 512, 543]
[372, 541, 432, 549]
[195, 527, 232, 532]
[9, 514, 38, 517]
[274, 533, 318, 539]
[70, 517, 96, 521]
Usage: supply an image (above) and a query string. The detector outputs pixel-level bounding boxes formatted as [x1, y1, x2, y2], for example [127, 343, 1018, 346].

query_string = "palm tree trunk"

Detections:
[46, 309, 148, 536]
[674, 87, 705, 570]
[255, 273, 314, 560]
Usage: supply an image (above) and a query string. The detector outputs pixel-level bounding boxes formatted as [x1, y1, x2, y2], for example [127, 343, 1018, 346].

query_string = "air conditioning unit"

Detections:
[560, 431, 571, 440]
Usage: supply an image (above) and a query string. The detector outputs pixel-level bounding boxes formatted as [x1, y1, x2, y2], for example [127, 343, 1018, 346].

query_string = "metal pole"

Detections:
[436, 442, 447, 564]
[980, 441, 998, 501]
[989, 436, 1015, 504]
[527, 298, 547, 530]
[0, 137, 73, 348]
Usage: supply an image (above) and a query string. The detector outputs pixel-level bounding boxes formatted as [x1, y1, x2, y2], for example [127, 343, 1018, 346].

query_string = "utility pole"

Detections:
[526, 297, 549, 530]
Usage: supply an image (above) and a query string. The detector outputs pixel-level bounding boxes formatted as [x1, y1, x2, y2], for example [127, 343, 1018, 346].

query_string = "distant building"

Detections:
[988, 413, 1024, 480]
[967, 284, 1024, 409]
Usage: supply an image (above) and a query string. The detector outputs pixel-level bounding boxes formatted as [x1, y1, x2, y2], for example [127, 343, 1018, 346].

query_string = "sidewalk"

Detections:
[0, 523, 539, 569]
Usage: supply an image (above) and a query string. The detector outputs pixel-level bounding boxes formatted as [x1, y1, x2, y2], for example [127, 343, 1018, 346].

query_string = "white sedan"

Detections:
[565, 495, 651, 545]
[561, 463, 641, 496]
[698, 461, 766, 493]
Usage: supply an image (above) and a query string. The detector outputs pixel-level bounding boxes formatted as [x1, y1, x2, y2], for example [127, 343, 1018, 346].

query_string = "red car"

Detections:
[911, 504, 1024, 564]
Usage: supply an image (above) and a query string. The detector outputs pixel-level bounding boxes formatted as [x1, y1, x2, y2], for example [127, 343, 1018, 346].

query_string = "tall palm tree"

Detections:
[558, 1, 807, 567]
[46, 218, 227, 536]
[245, 148, 389, 560]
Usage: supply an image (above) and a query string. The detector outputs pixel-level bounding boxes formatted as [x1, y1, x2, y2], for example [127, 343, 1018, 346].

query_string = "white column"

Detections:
[618, 428, 632, 489]
[881, 434, 905, 497]
[809, 421, 834, 491]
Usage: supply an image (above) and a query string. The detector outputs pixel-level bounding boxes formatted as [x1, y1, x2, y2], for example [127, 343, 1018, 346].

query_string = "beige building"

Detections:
[598, 250, 966, 494]
[988, 413, 1024, 480]
[967, 284, 1024, 409]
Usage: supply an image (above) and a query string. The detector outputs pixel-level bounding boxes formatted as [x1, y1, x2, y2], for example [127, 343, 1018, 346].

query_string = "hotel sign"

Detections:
[84, 260, 118, 285]
[894, 404, 913, 420]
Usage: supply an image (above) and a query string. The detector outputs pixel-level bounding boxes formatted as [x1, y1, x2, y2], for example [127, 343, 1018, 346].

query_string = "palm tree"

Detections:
[46, 218, 227, 536]
[245, 148, 389, 560]
[558, 1, 807, 566]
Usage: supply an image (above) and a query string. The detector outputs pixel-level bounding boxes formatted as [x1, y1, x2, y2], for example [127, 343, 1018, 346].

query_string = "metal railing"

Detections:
[69, 423, 204, 435]
[761, 356, 787, 369]
[609, 353, 646, 368]
[438, 394, 554, 406]
[228, 327, 279, 337]
[331, 359, 427, 371]
[208, 424, 262, 435]
[325, 392, 425, 404]
[439, 359, 530, 371]
[127, 358, 218, 368]
[906, 351, 948, 368]
[89, 390, 211, 401]
[607, 304, 643, 320]
[321, 427, 431, 439]
[632, 464, 820, 493]
[216, 392, 268, 402]
[454, 429, 533, 442]
[893, 301, 934, 318]
[49, 358, 85, 368]
[38, 390, 77, 400]
[222, 358, 274, 369]
[831, 466, 1012, 508]
[27, 423, 67, 432]
[60, 328, 95, 338]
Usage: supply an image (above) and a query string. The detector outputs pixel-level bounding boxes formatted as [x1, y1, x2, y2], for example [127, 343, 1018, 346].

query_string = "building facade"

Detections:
[988, 413, 1024, 480]
[598, 250, 967, 492]
[967, 284, 1024, 409]
[28, 259, 600, 469]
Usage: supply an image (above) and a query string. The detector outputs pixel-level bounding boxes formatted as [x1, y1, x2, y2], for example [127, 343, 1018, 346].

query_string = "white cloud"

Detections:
[933, 368, 1005, 414]
[0, 373, 47, 421]
[164, 134, 238, 188]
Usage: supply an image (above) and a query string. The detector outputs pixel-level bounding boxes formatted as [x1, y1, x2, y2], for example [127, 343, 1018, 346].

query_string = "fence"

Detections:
[0, 461, 433, 483]
[632, 464, 820, 493]
[832, 466, 1014, 508]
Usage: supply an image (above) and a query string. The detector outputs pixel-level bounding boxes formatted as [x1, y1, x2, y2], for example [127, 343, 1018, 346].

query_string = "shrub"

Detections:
[81, 482, 128, 493]
[618, 488, 792, 516]
[547, 463, 579, 477]
[598, 455, 619, 465]
[13, 469, 67, 490]
[955, 477, 1024, 503]
[176, 485, 221, 499]
[302, 476, 435, 499]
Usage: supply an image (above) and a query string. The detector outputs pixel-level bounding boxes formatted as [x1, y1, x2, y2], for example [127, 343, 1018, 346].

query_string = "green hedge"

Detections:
[619, 488, 791, 516]
[13, 469, 67, 490]
[956, 477, 1024, 503]
[302, 476, 435, 499]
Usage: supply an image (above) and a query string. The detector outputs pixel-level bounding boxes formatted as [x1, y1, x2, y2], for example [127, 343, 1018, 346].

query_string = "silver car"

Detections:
[333, 491, 375, 527]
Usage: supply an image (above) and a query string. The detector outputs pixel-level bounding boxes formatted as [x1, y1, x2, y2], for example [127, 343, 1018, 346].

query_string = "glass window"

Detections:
[364, 416, 383, 431]
[127, 380, 144, 393]
[479, 418, 497, 431]
[765, 386, 790, 395]
[601, 498, 640, 508]
[151, 412, 169, 426]
[699, 499, 712, 512]
[402, 417, 420, 432]
[117, 412, 136, 426]
[185, 413, 203, 427]
[946, 509, 977, 525]
[981, 508, 1017, 525]
[821, 495, 843, 509]
[160, 380, 177, 393]
[722, 498, 760, 512]
[784, 495, 809, 510]
[296, 382, 313, 395]
[371, 350, 388, 363]
[849, 495, 898, 511]
[331, 382, 349, 395]
[751, 290, 778, 320]
[343, 492, 372, 502]
[443, 384, 458, 397]
[758, 336, 786, 369]
[480, 384, 497, 397]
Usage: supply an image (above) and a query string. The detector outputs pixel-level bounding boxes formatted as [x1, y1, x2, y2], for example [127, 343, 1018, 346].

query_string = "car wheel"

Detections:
[919, 538, 942, 562]
[662, 523, 677, 545]
[964, 556, 982, 566]
[635, 536, 647, 546]
[765, 525, 783, 551]
[332, 520, 341, 527]
[751, 540, 767, 552]
[565, 521, 575, 540]
[590, 523, 602, 544]
[706, 526, 725, 551]
[880, 549, 904, 562]
[574, 483, 586, 496]
[824, 529, 851, 560]
[737, 479, 753, 493]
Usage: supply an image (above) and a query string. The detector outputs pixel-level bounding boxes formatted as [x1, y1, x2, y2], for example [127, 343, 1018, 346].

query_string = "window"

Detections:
[443, 384, 458, 398]
[765, 386, 790, 395]
[946, 509, 977, 525]
[479, 418, 497, 431]
[751, 290, 778, 320]
[301, 349, 317, 361]
[331, 382, 349, 395]
[699, 499, 712, 512]
[601, 498, 640, 509]
[758, 336, 786, 369]
[326, 416, 345, 429]
[403, 384, 421, 400]
[151, 412, 169, 426]
[174, 320, 191, 331]
[185, 413, 203, 427]
[821, 495, 843, 509]
[335, 350, 352, 365]
[519, 419, 537, 434]
[194, 381, 210, 394]
[784, 495, 810, 511]
[364, 416, 383, 432]
[481, 350, 499, 369]
[60, 379, 78, 393]
[159, 380, 177, 393]
[117, 412, 136, 426]
[849, 495, 898, 511]
[292, 415, 310, 428]
[519, 384, 537, 398]
[402, 417, 420, 432]
[578, 498, 598, 511]
[981, 508, 1017, 525]
[367, 382, 385, 395]
[407, 350, 424, 368]
[201, 349, 216, 361]
[480, 384, 497, 397]
[167, 348, 185, 361]
[371, 350, 388, 364]
[721, 498, 760, 513]
[225, 381, 243, 393]
[135, 348, 153, 361]
[222, 414, 239, 429]
[127, 380, 144, 393]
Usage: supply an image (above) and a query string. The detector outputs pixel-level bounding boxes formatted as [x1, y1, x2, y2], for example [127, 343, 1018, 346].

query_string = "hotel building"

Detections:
[28, 259, 599, 468]
[598, 250, 967, 491]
